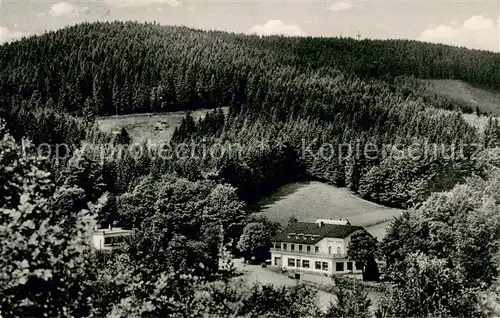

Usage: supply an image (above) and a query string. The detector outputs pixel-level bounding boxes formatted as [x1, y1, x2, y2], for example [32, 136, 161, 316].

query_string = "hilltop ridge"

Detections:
[1, 21, 499, 118]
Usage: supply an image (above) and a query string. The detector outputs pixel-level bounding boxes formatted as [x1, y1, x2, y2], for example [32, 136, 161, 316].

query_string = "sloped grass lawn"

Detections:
[258, 181, 402, 241]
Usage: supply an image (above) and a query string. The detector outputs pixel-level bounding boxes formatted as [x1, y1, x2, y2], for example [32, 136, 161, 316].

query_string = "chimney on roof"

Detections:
[318, 221, 324, 228]
[108, 224, 112, 231]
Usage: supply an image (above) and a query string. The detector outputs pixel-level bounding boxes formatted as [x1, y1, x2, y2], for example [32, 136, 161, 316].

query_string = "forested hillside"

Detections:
[1, 21, 499, 118]
[2, 20, 500, 317]
[1, 21, 500, 208]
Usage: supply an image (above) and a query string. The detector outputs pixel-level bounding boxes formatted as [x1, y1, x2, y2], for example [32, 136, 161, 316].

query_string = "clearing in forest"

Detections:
[98, 108, 227, 144]
[258, 181, 402, 241]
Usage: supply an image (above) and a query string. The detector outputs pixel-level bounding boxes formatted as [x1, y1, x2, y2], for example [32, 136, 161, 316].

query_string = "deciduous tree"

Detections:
[347, 230, 379, 281]
[237, 222, 272, 263]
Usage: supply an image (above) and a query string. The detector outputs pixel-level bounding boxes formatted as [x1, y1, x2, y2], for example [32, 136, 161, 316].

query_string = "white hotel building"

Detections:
[270, 219, 368, 276]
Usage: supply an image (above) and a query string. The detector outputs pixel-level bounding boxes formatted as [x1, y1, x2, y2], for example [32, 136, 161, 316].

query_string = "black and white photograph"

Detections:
[0, 0, 500, 316]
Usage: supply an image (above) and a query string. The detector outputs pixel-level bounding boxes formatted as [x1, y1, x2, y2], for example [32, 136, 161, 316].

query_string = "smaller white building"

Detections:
[270, 219, 370, 277]
[91, 226, 132, 251]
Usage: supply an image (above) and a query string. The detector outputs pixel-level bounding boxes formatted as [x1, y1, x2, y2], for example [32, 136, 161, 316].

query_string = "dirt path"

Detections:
[232, 258, 335, 310]
[231, 258, 383, 313]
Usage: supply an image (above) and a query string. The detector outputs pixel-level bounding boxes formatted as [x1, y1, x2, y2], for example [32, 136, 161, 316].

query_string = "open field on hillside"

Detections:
[258, 181, 402, 241]
[425, 79, 500, 116]
[98, 108, 228, 144]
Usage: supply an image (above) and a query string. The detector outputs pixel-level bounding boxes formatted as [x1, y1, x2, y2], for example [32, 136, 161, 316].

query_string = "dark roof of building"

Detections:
[272, 222, 366, 244]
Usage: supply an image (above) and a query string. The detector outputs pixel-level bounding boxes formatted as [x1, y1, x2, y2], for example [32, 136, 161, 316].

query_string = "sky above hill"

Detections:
[0, 0, 499, 52]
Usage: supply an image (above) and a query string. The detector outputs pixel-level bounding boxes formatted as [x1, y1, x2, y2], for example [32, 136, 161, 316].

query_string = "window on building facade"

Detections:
[291, 244, 295, 251]
[315, 261, 321, 270]
[337, 247, 341, 255]
[104, 236, 123, 245]
[336, 262, 345, 272]
[306, 246, 311, 252]
[347, 261, 353, 271]
[298, 245, 303, 251]
[274, 257, 281, 266]
[322, 262, 329, 271]
[275, 242, 281, 249]
[315, 246, 319, 253]
[302, 260, 310, 268]
[283, 243, 287, 250]
[328, 246, 332, 254]
[288, 258, 295, 267]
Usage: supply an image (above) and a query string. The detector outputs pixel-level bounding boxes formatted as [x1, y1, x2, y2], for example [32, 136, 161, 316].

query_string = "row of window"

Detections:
[280, 243, 318, 252]
[287, 233, 318, 241]
[104, 236, 125, 245]
[288, 258, 328, 270]
[285, 258, 359, 272]
[277, 243, 342, 255]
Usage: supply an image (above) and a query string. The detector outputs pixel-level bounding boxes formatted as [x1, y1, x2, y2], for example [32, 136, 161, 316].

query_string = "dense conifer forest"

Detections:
[1, 21, 500, 317]
[1, 21, 497, 206]
[1, 21, 498, 117]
